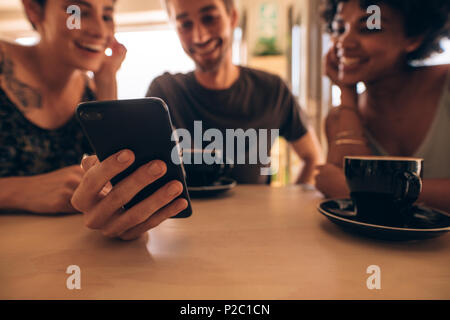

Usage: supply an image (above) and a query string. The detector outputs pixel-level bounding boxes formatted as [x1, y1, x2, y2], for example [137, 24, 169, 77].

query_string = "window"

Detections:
[421, 39, 450, 66]
[115, 29, 194, 99]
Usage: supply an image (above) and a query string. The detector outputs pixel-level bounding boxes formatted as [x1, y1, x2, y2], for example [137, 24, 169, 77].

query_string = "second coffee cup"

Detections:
[182, 149, 232, 187]
[344, 156, 424, 227]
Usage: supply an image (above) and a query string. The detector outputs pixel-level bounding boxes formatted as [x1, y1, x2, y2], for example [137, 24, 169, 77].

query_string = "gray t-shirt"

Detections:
[146, 67, 308, 184]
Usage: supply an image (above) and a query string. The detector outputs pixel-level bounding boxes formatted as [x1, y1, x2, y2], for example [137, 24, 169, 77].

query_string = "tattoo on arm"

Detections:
[1, 47, 42, 110]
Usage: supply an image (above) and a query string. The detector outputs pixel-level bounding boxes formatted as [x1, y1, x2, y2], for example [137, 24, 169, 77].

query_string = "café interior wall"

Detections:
[239, 0, 328, 184]
[239, 0, 325, 127]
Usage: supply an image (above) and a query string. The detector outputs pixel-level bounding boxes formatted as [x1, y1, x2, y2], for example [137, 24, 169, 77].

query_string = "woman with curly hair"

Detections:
[316, 0, 450, 211]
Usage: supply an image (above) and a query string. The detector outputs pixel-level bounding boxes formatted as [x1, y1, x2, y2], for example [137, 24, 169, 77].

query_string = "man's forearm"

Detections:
[290, 130, 323, 185]
[296, 157, 318, 185]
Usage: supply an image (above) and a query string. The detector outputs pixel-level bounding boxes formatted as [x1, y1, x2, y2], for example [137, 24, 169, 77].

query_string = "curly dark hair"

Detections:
[321, 0, 450, 62]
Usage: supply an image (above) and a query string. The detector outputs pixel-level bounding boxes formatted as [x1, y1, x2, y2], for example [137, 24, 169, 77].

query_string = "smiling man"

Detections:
[146, 0, 322, 184]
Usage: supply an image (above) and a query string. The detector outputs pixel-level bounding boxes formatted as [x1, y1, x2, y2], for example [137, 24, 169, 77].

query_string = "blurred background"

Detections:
[1, 0, 449, 186]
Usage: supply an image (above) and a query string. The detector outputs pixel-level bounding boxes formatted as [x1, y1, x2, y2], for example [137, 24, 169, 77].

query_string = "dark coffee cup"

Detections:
[344, 156, 423, 227]
[182, 149, 232, 187]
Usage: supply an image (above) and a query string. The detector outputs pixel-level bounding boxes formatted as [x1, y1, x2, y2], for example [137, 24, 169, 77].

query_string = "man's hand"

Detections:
[71, 150, 188, 241]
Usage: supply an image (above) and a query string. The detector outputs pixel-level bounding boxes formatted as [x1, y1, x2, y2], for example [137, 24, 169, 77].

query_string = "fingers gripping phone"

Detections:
[76, 98, 192, 218]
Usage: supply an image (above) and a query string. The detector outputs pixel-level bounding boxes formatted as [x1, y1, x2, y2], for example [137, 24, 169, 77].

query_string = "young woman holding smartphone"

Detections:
[0, 0, 126, 214]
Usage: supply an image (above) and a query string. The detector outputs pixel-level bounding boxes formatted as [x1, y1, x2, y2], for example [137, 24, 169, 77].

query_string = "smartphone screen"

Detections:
[76, 98, 192, 218]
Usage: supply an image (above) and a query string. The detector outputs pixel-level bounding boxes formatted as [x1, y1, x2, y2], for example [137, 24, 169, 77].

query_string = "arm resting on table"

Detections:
[316, 170, 450, 213]
[0, 177, 29, 211]
[0, 166, 83, 214]
[325, 105, 373, 168]
[290, 130, 323, 185]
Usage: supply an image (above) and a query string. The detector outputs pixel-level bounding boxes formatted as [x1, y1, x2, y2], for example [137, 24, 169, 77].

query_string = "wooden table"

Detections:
[1, 186, 449, 300]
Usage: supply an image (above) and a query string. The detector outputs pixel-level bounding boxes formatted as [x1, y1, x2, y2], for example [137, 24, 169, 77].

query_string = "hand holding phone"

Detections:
[71, 98, 192, 240]
[71, 151, 189, 240]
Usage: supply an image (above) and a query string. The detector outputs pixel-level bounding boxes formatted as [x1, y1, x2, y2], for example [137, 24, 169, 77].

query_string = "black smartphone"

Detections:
[76, 98, 192, 218]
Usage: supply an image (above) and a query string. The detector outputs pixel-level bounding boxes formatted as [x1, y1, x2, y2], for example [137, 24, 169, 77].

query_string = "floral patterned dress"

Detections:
[0, 87, 94, 177]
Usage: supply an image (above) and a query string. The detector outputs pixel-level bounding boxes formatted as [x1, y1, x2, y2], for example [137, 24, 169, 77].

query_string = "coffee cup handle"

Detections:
[396, 172, 422, 203]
